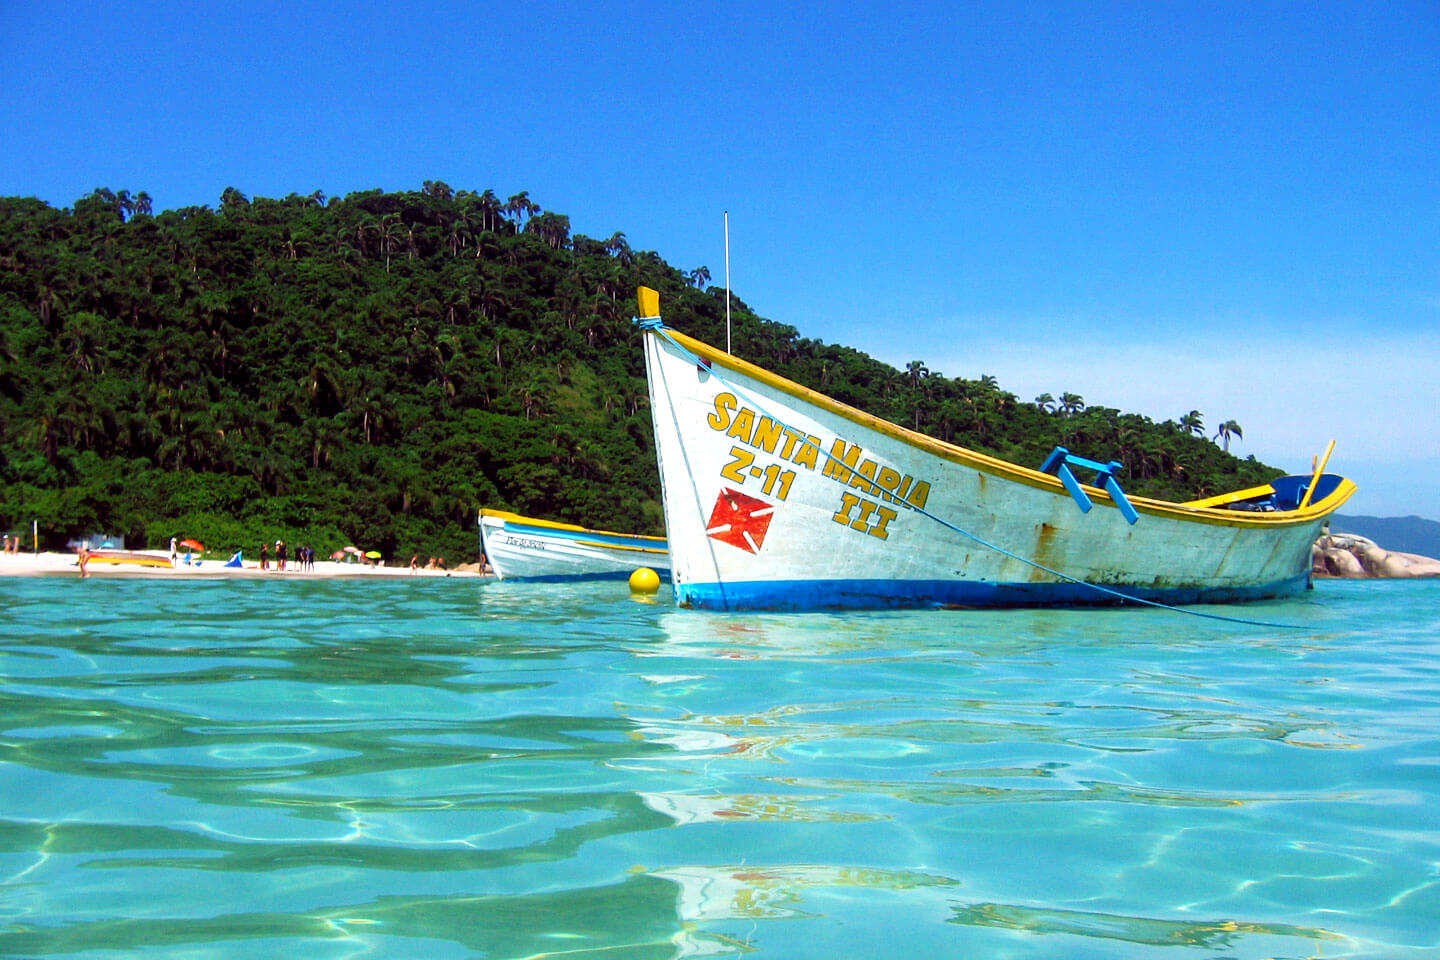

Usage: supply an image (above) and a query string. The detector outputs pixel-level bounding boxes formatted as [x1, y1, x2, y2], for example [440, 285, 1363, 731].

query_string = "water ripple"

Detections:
[1, 577, 1436, 957]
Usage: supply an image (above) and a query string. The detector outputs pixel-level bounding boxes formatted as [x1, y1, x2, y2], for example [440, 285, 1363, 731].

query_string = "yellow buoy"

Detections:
[628, 567, 661, 595]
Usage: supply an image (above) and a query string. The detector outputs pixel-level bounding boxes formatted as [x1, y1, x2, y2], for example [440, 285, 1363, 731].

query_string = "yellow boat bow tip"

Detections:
[637, 286, 660, 319]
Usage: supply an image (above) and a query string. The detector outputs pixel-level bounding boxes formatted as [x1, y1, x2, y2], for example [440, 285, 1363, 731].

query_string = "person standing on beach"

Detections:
[170, 536, 178, 565]
[78, 544, 89, 578]
[276, 540, 287, 571]
[259, 542, 269, 571]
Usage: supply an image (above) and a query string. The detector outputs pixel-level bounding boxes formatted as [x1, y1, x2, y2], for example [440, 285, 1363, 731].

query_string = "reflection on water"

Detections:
[948, 900, 1341, 949]
[1, 577, 1437, 957]
[657, 864, 959, 956]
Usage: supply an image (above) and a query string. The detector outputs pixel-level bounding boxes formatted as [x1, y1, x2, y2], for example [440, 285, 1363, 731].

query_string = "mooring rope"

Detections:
[639, 320, 1307, 629]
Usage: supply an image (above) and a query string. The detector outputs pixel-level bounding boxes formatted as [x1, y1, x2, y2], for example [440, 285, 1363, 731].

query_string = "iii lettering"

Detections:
[831, 492, 899, 540]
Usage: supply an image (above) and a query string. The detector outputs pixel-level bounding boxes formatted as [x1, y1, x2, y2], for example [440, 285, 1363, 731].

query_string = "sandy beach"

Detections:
[0, 551, 486, 579]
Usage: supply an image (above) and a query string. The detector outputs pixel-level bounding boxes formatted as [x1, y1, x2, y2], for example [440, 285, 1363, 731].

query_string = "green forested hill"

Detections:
[0, 184, 1276, 559]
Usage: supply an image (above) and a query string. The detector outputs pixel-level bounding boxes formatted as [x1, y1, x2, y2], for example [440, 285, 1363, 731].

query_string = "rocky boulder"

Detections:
[1313, 531, 1440, 578]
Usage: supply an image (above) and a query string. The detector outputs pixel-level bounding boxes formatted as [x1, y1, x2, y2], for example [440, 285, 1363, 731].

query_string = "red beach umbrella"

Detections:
[330, 550, 347, 560]
[179, 539, 205, 551]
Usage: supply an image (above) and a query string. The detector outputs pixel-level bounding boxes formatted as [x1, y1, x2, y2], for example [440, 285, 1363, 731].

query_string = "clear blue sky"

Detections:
[3, 1, 1436, 519]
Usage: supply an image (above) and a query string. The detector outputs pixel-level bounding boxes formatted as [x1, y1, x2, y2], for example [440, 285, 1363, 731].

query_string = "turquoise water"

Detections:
[1, 577, 1436, 958]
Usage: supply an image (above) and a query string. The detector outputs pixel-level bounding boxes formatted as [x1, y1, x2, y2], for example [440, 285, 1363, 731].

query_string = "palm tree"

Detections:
[476, 281, 509, 322]
[527, 211, 570, 250]
[60, 312, 104, 373]
[688, 266, 711, 288]
[594, 259, 626, 301]
[354, 219, 378, 258]
[1179, 410, 1205, 437]
[299, 416, 344, 468]
[446, 216, 472, 257]
[476, 190, 503, 232]
[1213, 419, 1243, 451]
[1059, 392, 1085, 415]
[1034, 392, 1056, 413]
[379, 215, 406, 272]
[219, 187, 249, 213]
[331, 227, 355, 259]
[158, 411, 213, 471]
[503, 192, 538, 231]
[520, 382, 549, 420]
[605, 231, 632, 264]
[280, 232, 308, 260]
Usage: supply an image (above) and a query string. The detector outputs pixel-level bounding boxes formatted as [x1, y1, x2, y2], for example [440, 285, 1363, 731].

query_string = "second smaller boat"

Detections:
[478, 509, 670, 582]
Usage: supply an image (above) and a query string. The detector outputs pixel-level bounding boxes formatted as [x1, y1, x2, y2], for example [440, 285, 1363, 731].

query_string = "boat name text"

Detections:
[706, 391, 933, 531]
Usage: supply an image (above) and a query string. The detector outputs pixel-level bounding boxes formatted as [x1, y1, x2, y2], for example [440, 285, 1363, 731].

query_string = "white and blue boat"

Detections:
[478, 509, 670, 582]
[636, 287, 1356, 611]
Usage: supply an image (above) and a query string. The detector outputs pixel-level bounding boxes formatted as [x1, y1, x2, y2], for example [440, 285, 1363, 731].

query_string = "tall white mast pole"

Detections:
[724, 211, 731, 355]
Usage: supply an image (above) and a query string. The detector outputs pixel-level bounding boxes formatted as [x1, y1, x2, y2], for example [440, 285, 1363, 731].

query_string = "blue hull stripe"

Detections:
[674, 574, 1311, 612]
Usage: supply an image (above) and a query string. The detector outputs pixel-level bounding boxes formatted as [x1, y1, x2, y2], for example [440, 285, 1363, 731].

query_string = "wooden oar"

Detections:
[1299, 439, 1337, 509]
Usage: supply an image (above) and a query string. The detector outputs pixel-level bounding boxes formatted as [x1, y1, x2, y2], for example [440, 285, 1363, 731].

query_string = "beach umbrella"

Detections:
[330, 550, 346, 560]
[343, 546, 362, 554]
[179, 539, 204, 551]
[364, 551, 382, 559]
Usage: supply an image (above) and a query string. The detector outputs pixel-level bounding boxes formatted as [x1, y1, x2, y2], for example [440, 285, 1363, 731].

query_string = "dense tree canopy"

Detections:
[0, 184, 1275, 559]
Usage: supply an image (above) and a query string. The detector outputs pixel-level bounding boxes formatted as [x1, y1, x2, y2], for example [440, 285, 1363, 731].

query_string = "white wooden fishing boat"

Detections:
[479, 509, 670, 581]
[635, 287, 1356, 611]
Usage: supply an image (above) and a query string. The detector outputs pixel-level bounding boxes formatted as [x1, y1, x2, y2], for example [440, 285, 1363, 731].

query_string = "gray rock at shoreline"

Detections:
[1312, 531, 1440, 579]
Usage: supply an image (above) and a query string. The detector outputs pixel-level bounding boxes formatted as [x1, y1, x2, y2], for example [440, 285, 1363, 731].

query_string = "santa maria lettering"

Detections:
[706, 392, 933, 514]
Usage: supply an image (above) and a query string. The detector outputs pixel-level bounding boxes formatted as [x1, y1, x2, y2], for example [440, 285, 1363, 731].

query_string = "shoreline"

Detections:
[0, 551, 487, 579]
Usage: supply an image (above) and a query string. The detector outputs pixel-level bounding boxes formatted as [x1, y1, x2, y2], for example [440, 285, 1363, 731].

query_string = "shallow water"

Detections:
[1, 576, 1436, 958]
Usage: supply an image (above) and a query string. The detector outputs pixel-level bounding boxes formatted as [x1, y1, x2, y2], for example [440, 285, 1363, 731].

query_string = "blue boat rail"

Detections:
[1040, 446, 1139, 525]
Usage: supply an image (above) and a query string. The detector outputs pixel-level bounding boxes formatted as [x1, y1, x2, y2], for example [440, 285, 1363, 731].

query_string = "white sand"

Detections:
[0, 551, 486, 579]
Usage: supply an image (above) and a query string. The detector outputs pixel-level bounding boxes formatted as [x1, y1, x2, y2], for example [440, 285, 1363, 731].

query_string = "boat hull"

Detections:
[479, 510, 670, 582]
[86, 551, 174, 569]
[640, 325, 1354, 611]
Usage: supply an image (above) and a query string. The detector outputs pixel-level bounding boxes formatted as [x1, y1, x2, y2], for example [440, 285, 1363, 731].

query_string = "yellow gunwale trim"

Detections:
[650, 328, 1356, 528]
[480, 509, 667, 544]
